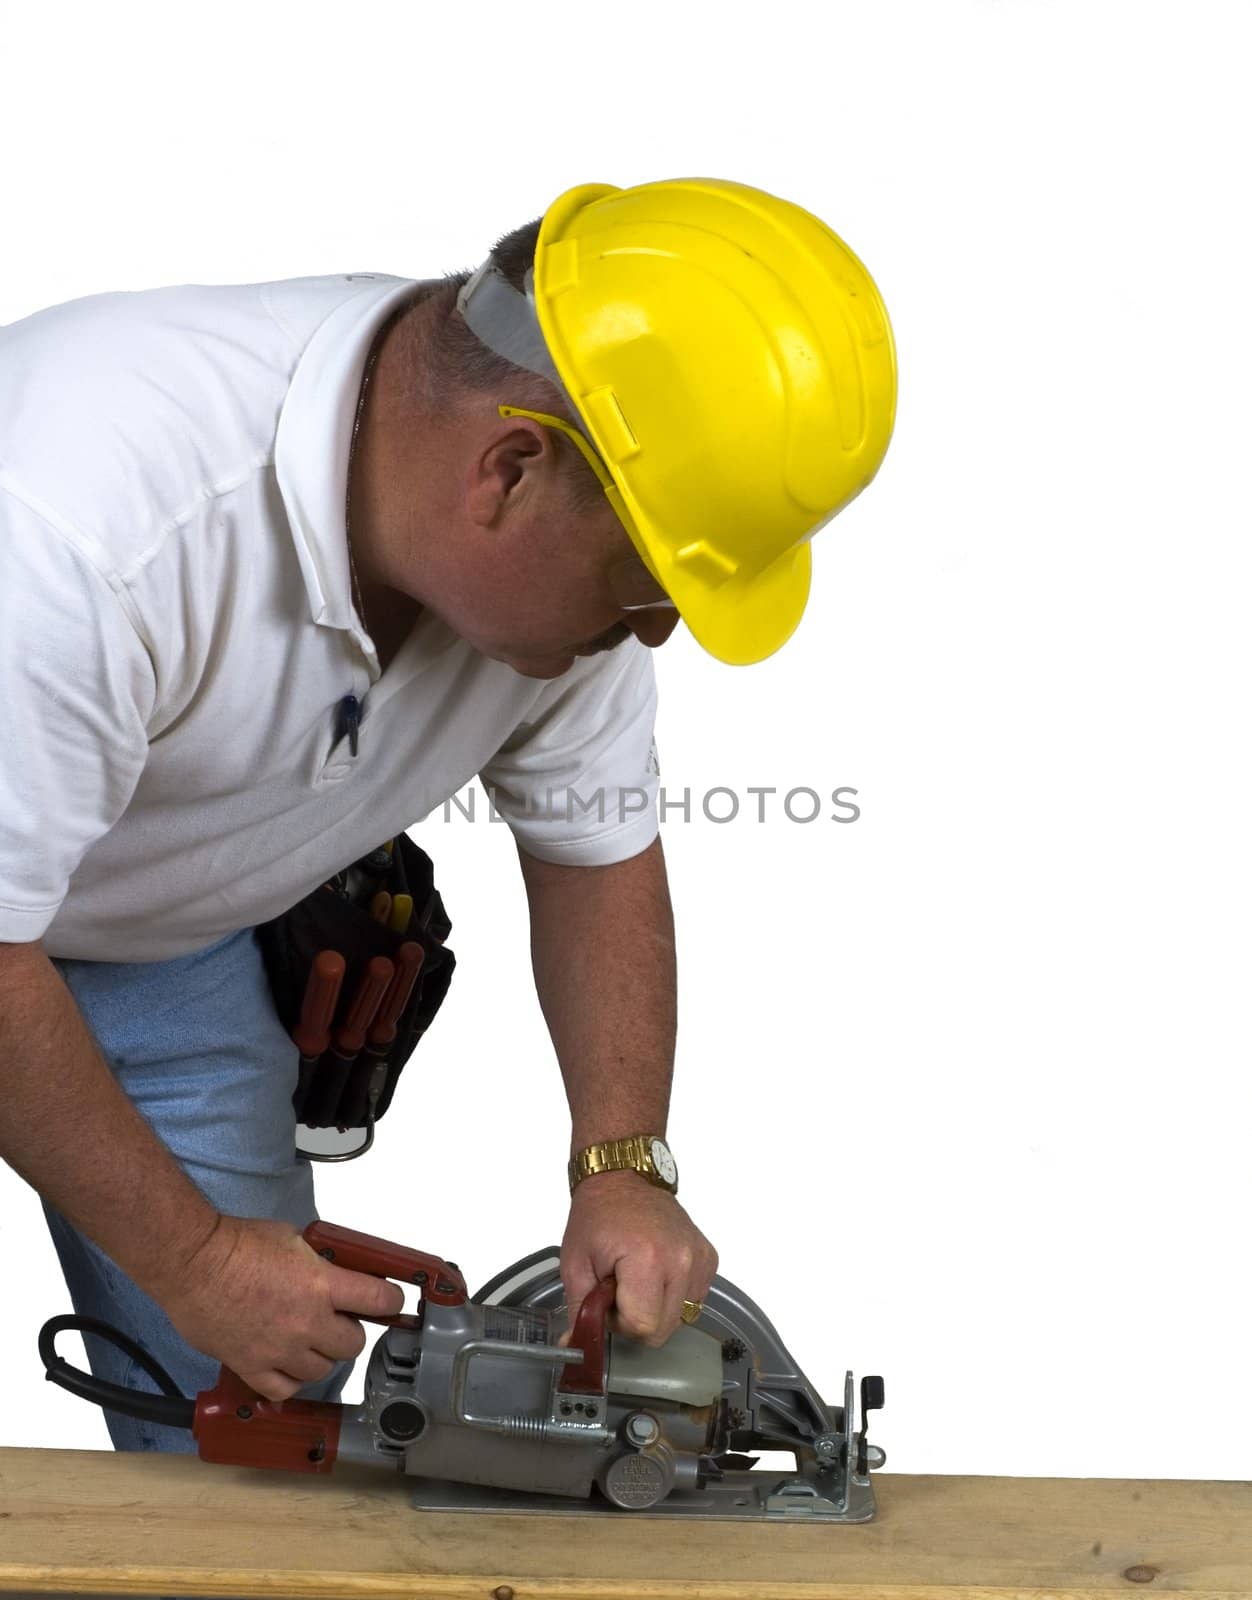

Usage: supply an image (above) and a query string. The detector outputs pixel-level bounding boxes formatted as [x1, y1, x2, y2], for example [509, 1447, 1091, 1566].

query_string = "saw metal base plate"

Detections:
[409, 1468, 877, 1522]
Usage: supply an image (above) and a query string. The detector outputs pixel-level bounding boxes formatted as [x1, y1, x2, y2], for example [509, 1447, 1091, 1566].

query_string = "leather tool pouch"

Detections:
[255, 834, 454, 1154]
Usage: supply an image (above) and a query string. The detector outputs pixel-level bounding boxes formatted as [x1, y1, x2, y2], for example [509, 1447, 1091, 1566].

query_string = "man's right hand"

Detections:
[164, 1214, 406, 1402]
[0, 946, 403, 1407]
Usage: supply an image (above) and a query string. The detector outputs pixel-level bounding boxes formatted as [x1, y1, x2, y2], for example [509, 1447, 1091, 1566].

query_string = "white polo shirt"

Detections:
[0, 272, 660, 961]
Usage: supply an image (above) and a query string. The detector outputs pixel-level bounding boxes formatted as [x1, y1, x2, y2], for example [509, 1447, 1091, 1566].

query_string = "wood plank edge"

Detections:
[4, 1574, 1249, 1600]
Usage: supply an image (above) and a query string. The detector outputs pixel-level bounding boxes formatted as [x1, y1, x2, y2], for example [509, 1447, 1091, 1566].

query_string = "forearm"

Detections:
[518, 835, 676, 1153]
[0, 941, 221, 1301]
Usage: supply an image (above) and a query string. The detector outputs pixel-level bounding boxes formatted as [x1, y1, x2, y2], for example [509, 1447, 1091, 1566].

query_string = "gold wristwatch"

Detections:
[568, 1133, 679, 1197]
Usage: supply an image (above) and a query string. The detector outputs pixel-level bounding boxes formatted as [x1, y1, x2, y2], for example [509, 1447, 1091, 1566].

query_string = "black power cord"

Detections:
[39, 1314, 195, 1430]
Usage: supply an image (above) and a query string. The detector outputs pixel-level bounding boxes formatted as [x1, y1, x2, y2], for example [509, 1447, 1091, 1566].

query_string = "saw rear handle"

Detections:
[193, 1221, 468, 1473]
[304, 1219, 468, 1319]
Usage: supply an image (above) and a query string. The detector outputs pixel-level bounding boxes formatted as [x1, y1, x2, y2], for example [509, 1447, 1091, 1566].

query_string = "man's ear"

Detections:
[465, 421, 548, 530]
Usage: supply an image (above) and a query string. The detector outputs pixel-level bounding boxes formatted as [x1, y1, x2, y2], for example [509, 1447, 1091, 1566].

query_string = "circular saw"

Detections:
[40, 1220, 885, 1523]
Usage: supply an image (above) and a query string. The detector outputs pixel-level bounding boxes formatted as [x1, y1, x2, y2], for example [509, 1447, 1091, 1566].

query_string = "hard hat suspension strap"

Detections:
[455, 260, 577, 414]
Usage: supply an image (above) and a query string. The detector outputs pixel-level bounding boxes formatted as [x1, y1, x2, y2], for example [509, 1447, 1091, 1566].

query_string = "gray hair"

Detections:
[421, 218, 607, 515]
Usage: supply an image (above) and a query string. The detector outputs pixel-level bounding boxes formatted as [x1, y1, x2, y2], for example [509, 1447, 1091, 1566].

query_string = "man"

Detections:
[0, 178, 895, 1452]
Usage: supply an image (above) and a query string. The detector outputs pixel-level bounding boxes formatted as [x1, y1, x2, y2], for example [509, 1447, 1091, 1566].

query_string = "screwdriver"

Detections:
[292, 951, 347, 1124]
[343, 941, 425, 1126]
[303, 955, 394, 1129]
[388, 893, 413, 935]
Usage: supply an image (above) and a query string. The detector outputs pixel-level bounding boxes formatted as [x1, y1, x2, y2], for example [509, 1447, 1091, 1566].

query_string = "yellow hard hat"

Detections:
[461, 178, 897, 665]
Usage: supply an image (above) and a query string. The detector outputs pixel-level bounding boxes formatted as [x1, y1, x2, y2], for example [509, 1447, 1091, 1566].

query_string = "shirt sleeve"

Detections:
[0, 493, 155, 942]
[478, 636, 661, 867]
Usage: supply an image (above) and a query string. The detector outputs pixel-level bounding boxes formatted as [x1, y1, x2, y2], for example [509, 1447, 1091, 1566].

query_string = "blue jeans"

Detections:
[44, 927, 352, 1453]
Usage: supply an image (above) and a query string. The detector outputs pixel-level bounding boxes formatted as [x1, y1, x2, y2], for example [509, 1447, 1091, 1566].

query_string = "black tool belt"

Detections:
[255, 832, 454, 1160]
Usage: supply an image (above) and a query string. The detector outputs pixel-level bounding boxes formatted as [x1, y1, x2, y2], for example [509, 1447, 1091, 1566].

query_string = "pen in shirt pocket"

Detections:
[335, 693, 362, 757]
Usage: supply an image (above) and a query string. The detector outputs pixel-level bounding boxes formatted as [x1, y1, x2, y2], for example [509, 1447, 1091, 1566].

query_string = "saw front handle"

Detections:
[558, 1274, 616, 1395]
[191, 1220, 468, 1472]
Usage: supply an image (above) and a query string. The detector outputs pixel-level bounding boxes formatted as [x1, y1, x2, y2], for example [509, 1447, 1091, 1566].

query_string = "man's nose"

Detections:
[624, 608, 681, 648]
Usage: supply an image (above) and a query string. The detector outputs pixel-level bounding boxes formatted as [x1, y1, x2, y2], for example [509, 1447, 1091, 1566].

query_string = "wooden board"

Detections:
[0, 1447, 1249, 1599]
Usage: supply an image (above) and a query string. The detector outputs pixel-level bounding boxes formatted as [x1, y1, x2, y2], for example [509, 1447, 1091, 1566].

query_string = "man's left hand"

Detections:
[557, 1169, 718, 1350]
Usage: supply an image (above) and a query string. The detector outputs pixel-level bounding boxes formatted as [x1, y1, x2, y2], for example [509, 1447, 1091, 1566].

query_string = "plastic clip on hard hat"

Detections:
[457, 177, 898, 666]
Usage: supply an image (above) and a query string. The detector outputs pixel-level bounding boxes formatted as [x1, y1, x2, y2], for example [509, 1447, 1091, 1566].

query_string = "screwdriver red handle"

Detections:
[292, 950, 346, 1057]
[331, 956, 393, 1056]
[366, 941, 425, 1049]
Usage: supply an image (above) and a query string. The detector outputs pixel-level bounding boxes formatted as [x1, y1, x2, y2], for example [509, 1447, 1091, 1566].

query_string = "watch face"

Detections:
[650, 1138, 678, 1185]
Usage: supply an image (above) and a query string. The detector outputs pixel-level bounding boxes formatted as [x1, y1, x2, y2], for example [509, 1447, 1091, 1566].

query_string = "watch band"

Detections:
[568, 1133, 676, 1196]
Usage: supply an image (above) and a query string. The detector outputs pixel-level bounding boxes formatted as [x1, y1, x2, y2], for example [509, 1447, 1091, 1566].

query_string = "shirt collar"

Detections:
[274, 274, 421, 659]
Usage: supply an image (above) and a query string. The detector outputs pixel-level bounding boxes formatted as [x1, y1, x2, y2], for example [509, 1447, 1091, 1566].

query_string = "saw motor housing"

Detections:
[343, 1292, 724, 1508]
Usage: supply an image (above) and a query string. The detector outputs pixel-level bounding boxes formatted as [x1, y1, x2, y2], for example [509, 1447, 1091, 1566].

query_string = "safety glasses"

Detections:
[498, 404, 677, 613]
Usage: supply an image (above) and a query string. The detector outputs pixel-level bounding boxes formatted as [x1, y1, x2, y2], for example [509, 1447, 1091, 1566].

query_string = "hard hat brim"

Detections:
[666, 539, 812, 666]
[617, 495, 812, 666]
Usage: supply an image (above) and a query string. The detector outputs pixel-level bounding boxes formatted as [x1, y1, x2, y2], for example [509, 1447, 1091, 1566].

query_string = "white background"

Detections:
[1, 0, 1248, 1480]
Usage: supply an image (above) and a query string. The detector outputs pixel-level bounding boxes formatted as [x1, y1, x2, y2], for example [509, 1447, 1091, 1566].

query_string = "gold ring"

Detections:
[680, 1298, 704, 1324]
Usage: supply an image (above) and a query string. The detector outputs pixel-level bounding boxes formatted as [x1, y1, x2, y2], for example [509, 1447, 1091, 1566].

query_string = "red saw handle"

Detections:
[191, 1221, 467, 1473]
[558, 1274, 617, 1396]
[302, 1220, 466, 1323]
